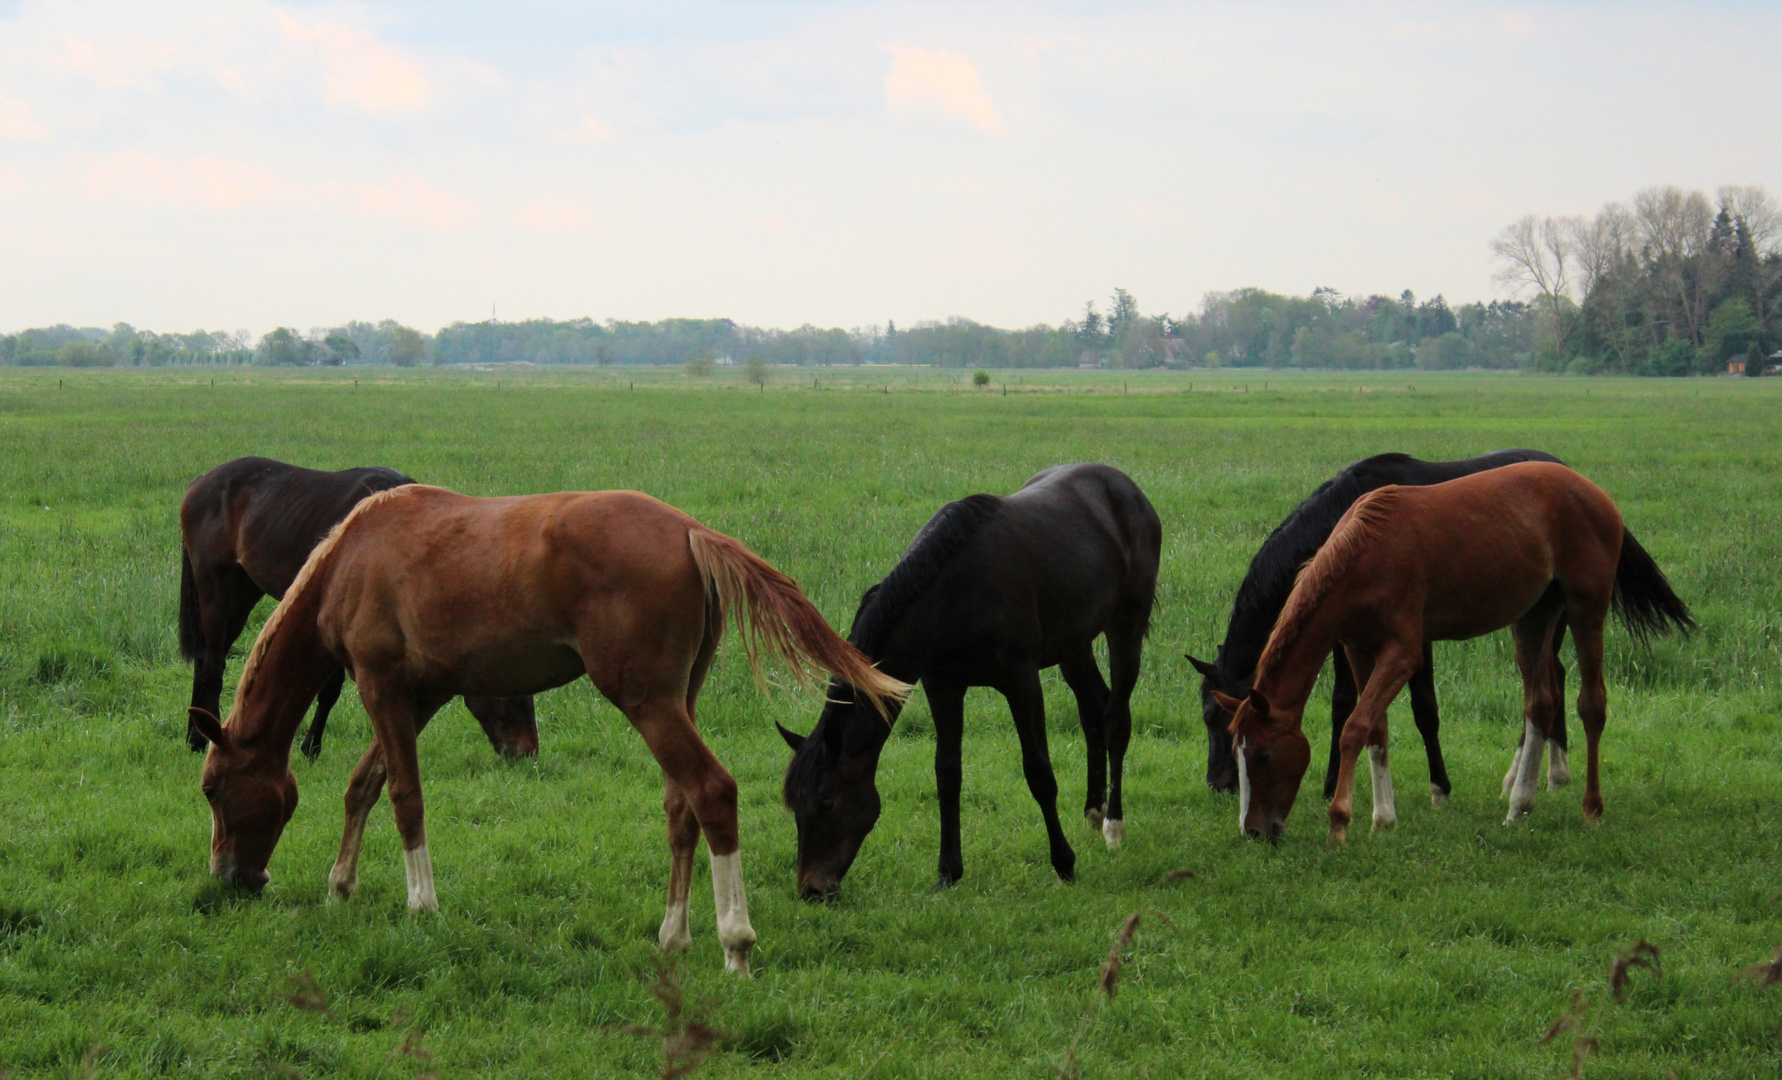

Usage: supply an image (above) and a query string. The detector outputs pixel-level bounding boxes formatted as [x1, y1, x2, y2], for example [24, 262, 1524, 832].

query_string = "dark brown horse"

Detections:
[778, 464, 1159, 897]
[179, 457, 537, 759]
[1215, 462, 1692, 843]
[191, 484, 907, 974]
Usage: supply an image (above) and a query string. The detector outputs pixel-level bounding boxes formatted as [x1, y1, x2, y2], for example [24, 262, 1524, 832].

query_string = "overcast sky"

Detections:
[1, 0, 1775, 335]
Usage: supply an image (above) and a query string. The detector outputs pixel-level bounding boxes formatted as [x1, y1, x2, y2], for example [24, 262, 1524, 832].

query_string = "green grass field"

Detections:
[1, 366, 1779, 1078]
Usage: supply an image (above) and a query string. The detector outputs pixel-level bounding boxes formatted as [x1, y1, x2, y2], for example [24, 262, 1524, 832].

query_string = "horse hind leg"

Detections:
[658, 775, 699, 952]
[1564, 596, 1610, 824]
[1505, 596, 1565, 823]
[1546, 622, 1572, 790]
[620, 690, 754, 975]
[186, 564, 263, 750]
[1406, 642, 1451, 806]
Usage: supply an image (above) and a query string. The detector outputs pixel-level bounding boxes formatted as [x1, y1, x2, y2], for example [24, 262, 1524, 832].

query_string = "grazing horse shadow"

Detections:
[178, 456, 538, 760]
[778, 463, 1161, 898]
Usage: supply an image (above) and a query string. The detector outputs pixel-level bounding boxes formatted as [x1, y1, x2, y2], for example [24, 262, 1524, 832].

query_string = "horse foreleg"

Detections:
[1323, 647, 1357, 801]
[1058, 645, 1111, 834]
[1329, 644, 1414, 844]
[928, 680, 967, 887]
[1101, 620, 1143, 850]
[299, 667, 347, 761]
[1003, 668, 1075, 882]
[329, 741, 387, 900]
[658, 774, 699, 952]
[362, 681, 444, 912]
[1407, 643, 1450, 806]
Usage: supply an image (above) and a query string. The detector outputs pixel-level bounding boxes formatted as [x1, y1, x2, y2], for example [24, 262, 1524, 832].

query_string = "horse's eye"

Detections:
[818, 797, 837, 813]
[201, 786, 217, 802]
[1254, 749, 1272, 767]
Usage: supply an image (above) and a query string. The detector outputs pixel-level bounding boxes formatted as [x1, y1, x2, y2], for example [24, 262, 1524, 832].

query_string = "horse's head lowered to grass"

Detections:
[778, 677, 901, 900]
[1213, 687, 1310, 841]
[1188, 653, 1244, 793]
[190, 706, 298, 891]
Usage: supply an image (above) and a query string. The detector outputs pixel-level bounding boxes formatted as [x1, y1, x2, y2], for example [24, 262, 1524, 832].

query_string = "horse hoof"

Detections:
[723, 944, 753, 978]
[1085, 806, 1105, 830]
[1101, 818, 1124, 849]
[1371, 814, 1396, 834]
[1429, 784, 1449, 807]
[1327, 826, 1347, 845]
[1053, 859, 1077, 883]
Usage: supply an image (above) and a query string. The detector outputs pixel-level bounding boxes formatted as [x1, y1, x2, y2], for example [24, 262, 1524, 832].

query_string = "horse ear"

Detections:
[1209, 690, 1243, 715]
[1245, 687, 1273, 718]
[775, 722, 807, 752]
[1185, 654, 1219, 680]
[189, 707, 228, 749]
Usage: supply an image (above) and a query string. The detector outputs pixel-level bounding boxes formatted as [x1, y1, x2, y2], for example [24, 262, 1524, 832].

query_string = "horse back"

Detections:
[182, 457, 414, 598]
[907, 464, 1159, 675]
[311, 487, 705, 697]
[1381, 462, 1622, 640]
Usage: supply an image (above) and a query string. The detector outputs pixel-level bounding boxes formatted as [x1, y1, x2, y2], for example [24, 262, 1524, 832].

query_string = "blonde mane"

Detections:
[226, 484, 417, 724]
[1253, 485, 1399, 683]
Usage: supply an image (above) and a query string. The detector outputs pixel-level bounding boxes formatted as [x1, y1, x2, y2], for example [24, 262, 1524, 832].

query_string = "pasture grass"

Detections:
[0, 365, 1779, 1077]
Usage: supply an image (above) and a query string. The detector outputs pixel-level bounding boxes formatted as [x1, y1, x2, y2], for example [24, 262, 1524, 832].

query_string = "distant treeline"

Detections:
[1493, 183, 1781, 376]
[2, 292, 1538, 373]
[7, 182, 1773, 377]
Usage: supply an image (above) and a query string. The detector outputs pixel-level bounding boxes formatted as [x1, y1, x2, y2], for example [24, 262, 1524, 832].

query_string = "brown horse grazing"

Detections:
[190, 484, 907, 975]
[1213, 462, 1692, 843]
[179, 457, 537, 760]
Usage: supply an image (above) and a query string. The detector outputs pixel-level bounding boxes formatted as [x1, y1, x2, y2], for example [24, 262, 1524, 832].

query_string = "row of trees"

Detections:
[0, 321, 433, 368]
[418, 289, 1536, 371]
[1493, 184, 1782, 375]
[11, 183, 1773, 376]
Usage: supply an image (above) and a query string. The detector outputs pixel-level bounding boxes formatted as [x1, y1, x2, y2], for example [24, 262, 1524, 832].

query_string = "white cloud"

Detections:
[0, 95, 47, 140]
[884, 45, 1002, 134]
[276, 11, 432, 113]
[85, 151, 298, 211]
[351, 172, 479, 230]
[508, 195, 598, 234]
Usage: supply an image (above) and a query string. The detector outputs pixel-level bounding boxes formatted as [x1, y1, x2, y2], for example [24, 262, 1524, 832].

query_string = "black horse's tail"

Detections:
[178, 547, 203, 662]
[1612, 528, 1695, 643]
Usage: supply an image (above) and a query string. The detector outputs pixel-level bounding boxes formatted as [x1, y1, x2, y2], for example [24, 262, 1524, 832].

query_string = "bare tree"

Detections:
[1492, 214, 1579, 358]
[1627, 186, 1719, 346]
[1718, 185, 1782, 255]
[1569, 203, 1635, 298]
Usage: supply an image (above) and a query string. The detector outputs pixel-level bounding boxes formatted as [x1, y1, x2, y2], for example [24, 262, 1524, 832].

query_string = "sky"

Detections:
[0, 0, 1776, 336]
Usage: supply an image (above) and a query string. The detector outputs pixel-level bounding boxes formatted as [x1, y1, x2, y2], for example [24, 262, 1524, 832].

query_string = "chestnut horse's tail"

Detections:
[687, 527, 912, 718]
[178, 547, 202, 662]
[1613, 528, 1696, 643]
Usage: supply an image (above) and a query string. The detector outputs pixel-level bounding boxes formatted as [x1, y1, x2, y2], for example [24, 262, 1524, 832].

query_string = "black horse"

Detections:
[178, 457, 538, 759]
[777, 463, 1160, 898]
[1188, 449, 1568, 803]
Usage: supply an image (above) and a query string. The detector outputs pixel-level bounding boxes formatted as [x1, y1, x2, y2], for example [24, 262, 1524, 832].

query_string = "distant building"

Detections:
[1729, 354, 1747, 375]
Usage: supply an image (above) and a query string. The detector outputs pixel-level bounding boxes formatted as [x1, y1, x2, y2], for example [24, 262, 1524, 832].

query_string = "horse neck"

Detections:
[227, 591, 338, 757]
[1251, 594, 1350, 730]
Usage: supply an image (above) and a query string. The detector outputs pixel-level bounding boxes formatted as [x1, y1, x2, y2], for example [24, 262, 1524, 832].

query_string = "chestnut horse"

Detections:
[190, 484, 907, 974]
[179, 457, 537, 760]
[1187, 449, 1567, 803]
[1215, 462, 1692, 843]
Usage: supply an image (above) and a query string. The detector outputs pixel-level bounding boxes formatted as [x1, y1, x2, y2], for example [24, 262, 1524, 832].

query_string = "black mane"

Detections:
[1212, 450, 1561, 685]
[846, 493, 1004, 659]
